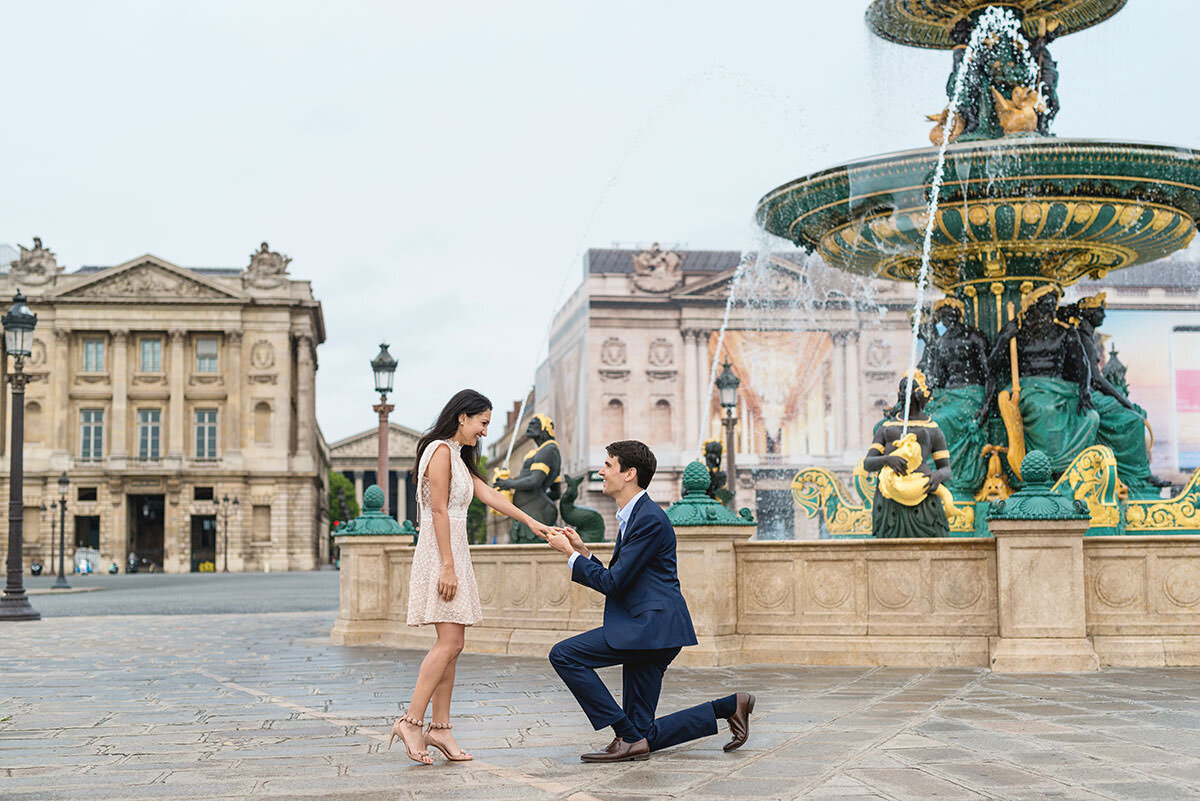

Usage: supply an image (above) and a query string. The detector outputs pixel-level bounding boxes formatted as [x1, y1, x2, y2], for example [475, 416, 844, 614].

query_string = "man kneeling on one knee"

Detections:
[546, 440, 754, 762]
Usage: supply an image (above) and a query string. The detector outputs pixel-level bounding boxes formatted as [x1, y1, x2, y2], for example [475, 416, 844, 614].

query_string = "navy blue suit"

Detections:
[550, 494, 718, 752]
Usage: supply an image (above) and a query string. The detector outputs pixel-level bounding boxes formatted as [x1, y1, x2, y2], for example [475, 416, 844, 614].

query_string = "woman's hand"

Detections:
[528, 522, 557, 541]
[437, 564, 458, 602]
[881, 454, 909, 475]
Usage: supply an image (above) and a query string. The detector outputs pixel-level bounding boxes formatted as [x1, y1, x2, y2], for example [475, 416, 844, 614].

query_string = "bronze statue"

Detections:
[984, 285, 1098, 476]
[1026, 17, 1061, 134]
[494, 414, 562, 543]
[1070, 293, 1170, 495]
[702, 439, 733, 507]
[559, 474, 605, 543]
[923, 298, 990, 496]
[862, 371, 958, 538]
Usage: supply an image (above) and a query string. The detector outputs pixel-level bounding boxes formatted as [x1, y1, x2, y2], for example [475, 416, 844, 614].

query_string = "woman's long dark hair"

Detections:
[415, 389, 492, 481]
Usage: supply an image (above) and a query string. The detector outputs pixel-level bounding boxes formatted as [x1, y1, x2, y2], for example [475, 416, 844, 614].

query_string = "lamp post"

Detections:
[1, 291, 39, 620]
[715, 359, 741, 510]
[371, 343, 397, 515]
[43, 503, 52, 577]
[53, 472, 69, 589]
[217, 494, 239, 572]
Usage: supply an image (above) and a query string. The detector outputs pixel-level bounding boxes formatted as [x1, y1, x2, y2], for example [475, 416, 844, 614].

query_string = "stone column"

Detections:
[990, 517, 1100, 672]
[693, 330, 710, 445]
[294, 332, 316, 468]
[830, 331, 848, 455]
[52, 328, 70, 458]
[353, 472, 364, 505]
[111, 330, 128, 462]
[682, 329, 699, 450]
[225, 331, 243, 456]
[843, 330, 862, 454]
[168, 330, 185, 460]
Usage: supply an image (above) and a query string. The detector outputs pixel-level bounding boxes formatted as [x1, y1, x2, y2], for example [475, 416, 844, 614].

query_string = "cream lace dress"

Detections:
[406, 440, 483, 626]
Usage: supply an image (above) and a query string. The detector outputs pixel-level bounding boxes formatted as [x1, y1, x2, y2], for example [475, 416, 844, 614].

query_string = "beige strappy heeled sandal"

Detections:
[424, 721, 473, 762]
[388, 714, 433, 764]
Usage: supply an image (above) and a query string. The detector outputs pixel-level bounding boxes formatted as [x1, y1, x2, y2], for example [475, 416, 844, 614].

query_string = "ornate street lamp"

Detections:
[53, 472, 69, 589]
[715, 359, 741, 509]
[217, 494, 239, 572]
[1, 291, 39, 620]
[370, 343, 397, 515]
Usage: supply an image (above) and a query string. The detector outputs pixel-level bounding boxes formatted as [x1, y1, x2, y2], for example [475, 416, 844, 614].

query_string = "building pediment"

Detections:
[330, 423, 423, 461]
[55, 255, 241, 301]
[674, 257, 807, 300]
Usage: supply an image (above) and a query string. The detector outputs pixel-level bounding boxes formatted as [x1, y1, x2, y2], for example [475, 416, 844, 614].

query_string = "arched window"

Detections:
[25, 401, 42, 443]
[254, 401, 272, 443]
[603, 398, 625, 443]
[651, 399, 671, 443]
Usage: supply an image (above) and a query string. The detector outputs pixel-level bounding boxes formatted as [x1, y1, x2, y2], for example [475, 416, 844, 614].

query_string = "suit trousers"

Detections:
[549, 627, 718, 752]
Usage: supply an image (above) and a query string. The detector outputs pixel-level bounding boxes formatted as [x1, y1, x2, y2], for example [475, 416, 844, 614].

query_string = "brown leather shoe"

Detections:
[723, 692, 755, 752]
[596, 736, 621, 754]
[580, 737, 649, 762]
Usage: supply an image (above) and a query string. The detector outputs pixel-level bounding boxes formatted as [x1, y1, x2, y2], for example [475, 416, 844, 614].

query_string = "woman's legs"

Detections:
[396, 623, 465, 758]
[426, 652, 471, 758]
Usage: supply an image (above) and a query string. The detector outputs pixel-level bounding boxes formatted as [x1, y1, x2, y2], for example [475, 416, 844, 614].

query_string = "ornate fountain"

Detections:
[767, 1, 1200, 536]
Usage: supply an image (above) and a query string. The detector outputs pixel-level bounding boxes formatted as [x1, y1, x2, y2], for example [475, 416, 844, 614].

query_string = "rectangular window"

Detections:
[194, 486, 214, 501]
[194, 409, 218, 459]
[140, 337, 162, 372]
[83, 338, 105, 372]
[196, 337, 218, 373]
[77, 487, 98, 502]
[137, 409, 161, 461]
[80, 409, 103, 460]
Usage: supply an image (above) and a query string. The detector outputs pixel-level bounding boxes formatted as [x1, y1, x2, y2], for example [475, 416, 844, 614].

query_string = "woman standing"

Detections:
[390, 389, 560, 764]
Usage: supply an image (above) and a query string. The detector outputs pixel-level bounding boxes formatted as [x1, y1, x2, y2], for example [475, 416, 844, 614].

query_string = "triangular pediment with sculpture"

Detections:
[330, 423, 423, 461]
[674, 256, 809, 300]
[55, 255, 242, 301]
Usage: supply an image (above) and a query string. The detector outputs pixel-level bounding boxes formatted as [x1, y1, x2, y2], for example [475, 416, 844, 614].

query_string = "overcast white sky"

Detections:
[2, 1, 1197, 443]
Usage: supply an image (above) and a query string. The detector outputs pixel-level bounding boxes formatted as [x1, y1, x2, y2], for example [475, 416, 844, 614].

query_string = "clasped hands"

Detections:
[531, 523, 590, 559]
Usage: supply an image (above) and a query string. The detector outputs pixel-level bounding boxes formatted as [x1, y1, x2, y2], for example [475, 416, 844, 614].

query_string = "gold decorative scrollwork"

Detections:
[1126, 467, 1200, 533]
[791, 466, 871, 536]
[1051, 445, 1121, 529]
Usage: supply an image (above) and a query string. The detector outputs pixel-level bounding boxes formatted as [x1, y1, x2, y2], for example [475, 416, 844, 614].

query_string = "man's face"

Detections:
[598, 454, 635, 498]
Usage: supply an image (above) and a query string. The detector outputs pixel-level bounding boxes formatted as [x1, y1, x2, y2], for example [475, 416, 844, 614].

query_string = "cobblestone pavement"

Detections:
[3, 575, 1200, 800]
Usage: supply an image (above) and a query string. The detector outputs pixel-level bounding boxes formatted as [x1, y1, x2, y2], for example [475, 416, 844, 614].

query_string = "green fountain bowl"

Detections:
[756, 137, 1200, 292]
[866, 0, 1126, 50]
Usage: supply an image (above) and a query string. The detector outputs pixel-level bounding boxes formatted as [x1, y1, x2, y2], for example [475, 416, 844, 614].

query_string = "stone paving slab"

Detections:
[2, 592, 1200, 799]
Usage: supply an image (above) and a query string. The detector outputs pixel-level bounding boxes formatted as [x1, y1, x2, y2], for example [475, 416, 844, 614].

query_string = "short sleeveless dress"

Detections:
[406, 440, 483, 626]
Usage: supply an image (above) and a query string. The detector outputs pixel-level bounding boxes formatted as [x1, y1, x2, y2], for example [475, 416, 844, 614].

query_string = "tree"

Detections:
[329, 471, 360, 530]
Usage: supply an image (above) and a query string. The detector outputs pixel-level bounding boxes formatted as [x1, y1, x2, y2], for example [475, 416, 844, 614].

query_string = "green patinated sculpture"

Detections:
[559, 474, 605, 543]
[983, 286, 1099, 476]
[1065, 294, 1169, 498]
[703, 439, 734, 508]
[494, 414, 561, 543]
[666, 461, 755, 527]
[990, 451, 1090, 520]
[334, 485, 410, 538]
[923, 297, 990, 498]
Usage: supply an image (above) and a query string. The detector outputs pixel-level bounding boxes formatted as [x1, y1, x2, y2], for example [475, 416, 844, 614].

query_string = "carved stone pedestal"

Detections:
[675, 524, 754, 666]
[989, 518, 1100, 672]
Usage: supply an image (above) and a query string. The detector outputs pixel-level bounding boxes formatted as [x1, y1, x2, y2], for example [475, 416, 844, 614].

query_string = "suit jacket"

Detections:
[570, 494, 698, 651]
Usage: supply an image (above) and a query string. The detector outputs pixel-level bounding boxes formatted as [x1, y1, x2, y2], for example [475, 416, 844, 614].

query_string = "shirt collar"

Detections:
[616, 489, 647, 528]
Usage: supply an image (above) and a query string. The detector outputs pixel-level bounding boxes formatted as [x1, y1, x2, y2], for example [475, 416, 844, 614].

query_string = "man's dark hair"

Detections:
[606, 440, 656, 489]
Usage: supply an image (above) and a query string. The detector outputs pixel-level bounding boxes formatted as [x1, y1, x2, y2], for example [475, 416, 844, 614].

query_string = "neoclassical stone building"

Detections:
[328, 422, 421, 524]
[0, 239, 327, 573]
[491, 245, 1200, 540]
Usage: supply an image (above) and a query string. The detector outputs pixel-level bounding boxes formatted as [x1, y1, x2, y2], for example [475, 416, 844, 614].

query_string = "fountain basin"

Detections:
[866, 0, 1126, 50]
[757, 137, 1200, 293]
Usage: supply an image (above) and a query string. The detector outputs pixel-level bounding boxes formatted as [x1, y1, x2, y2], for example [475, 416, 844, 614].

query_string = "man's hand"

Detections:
[528, 522, 556, 541]
[560, 527, 590, 559]
[546, 531, 574, 556]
